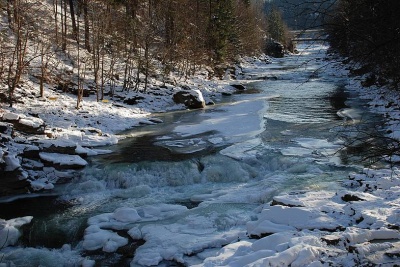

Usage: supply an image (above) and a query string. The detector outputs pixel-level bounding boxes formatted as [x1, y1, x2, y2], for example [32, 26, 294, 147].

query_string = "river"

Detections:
[0, 44, 382, 266]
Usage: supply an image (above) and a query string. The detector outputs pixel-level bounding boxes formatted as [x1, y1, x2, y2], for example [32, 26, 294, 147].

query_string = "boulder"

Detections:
[39, 152, 88, 169]
[2, 113, 45, 134]
[22, 145, 41, 159]
[37, 139, 77, 155]
[123, 96, 145, 105]
[0, 122, 12, 134]
[2, 112, 20, 121]
[173, 90, 205, 109]
[14, 117, 45, 134]
[0, 170, 30, 197]
[266, 40, 285, 58]
[4, 154, 21, 171]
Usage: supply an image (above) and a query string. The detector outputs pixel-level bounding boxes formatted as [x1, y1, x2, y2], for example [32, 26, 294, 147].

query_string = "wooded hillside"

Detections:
[0, 0, 269, 108]
[326, 0, 400, 89]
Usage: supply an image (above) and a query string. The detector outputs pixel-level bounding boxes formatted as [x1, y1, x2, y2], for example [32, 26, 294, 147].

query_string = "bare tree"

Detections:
[6, 0, 31, 107]
[69, 0, 78, 39]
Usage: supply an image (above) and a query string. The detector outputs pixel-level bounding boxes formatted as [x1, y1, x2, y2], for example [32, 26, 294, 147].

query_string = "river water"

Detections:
[1, 44, 382, 266]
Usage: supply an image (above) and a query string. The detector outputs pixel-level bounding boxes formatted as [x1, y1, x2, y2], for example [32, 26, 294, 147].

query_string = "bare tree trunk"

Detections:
[61, 0, 67, 50]
[40, 52, 44, 97]
[76, 9, 82, 109]
[144, 39, 149, 92]
[101, 53, 104, 100]
[6, 0, 13, 28]
[83, 0, 90, 52]
[53, 0, 58, 44]
[69, 0, 78, 39]
[7, 0, 29, 107]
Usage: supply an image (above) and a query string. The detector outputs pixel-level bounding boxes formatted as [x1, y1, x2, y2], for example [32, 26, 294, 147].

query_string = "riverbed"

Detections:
[0, 44, 385, 266]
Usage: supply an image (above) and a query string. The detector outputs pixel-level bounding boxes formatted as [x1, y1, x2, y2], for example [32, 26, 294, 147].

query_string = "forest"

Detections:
[266, 0, 400, 90]
[1, 0, 399, 110]
[326, 0, 400, 89]
[0, 0, 283, 109]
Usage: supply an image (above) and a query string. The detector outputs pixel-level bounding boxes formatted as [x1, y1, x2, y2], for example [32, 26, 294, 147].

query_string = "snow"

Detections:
[190, 89, 206, 103]
[18, 117, 44, 128]
[196, 168, 400, 267]
[2, 112, 20, 121]
[248, 205, 340, 234]
[39, 152, 88, 167]
[75, 145, 112, 156]
[112, 207, 141, 223]
[82, 225, 128, 252]
[3, 154, 21, 171]
[30, 178, 55, 191]
[0, 216, 33, 248]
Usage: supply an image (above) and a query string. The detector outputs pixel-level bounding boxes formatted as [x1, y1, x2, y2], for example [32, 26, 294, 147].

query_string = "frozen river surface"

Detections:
[1, 44, 379, 266]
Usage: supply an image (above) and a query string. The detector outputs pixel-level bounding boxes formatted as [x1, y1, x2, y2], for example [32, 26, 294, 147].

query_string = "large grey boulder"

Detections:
[173, 90, 206, 109]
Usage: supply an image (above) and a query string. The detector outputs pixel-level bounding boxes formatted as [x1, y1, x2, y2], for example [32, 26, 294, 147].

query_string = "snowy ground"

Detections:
[1, 45, 400, 266]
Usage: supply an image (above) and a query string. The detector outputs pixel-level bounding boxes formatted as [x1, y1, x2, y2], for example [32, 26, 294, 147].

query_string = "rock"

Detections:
[123, 96, 145, 105]
[2, 112, 20, 121]
[39, 152, 88, 169]
[71, 88, 91, 97]
[2, 113, 45, 134]
[0, 122, 12, 134]
[148, 118, 163, 124]
[266, 40, 285, 58]
[0, 170, 30, 197]
[341, 194, 365, 202]
[22, 145, 41, 159]
[37, 140, 77, 155]
[0, 216, 33, 247]
[4, 154, 21, 171]
[321, 235, 341, 245]
[172, 90, 205, 109]
[0, 92, 8, 102]
[386, 249, 400, 258]
[230, 84, 246, 90]
[251, 75, 273, 80]
[14, 117, 45, 134]
[271, 199, 302, 207]
[83, 127, 102, 136]
[180, 85, 191, 90]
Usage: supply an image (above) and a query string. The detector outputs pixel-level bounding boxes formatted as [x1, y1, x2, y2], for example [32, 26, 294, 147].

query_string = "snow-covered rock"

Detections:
[173, 90, 206, 109]
[39, 152, 87, 168]
[18, 117, 44, 129]
[0, 216, 33, 247]
[2, 112, 20, 121]
[4, 154, 21, 171]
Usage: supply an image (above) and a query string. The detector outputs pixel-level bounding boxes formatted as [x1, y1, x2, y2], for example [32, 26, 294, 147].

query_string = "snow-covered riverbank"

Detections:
[0, 53, 260, 196]
[1, 44, 400, 266]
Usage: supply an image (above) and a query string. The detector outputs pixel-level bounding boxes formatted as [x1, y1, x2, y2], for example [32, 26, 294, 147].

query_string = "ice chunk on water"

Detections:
[82, 225, 128, 252]
[112, 207, 141, 223]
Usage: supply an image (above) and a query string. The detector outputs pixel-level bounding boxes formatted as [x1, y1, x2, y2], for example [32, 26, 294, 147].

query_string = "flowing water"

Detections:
[0, 44, 384, 266]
